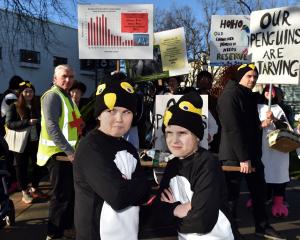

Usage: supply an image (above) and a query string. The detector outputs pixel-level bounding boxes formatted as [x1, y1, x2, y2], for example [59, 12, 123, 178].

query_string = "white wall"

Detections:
[0, 10, 96, 97]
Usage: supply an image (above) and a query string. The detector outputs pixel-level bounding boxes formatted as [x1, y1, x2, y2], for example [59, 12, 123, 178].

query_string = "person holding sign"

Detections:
[158, 91, 237, 239]
[217, 64, 285, 240]
[258, 85, 290, 217]
[73, 73, 150, 240]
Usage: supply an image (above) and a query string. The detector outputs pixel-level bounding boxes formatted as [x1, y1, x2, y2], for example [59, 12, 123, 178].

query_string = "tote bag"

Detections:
[4, 127, 30, 153]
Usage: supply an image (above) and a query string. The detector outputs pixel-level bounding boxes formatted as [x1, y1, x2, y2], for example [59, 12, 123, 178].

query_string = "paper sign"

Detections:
[154, 95, 208, 151]
[210, 15, 250, 66]
[250, 6, 300, 84]
[78, 4, 153, 59]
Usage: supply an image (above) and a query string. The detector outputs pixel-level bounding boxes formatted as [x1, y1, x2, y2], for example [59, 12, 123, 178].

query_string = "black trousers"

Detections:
[14, 141, 40, 191]
[224, 163, 268, 228]
[46, 155, 74, 237]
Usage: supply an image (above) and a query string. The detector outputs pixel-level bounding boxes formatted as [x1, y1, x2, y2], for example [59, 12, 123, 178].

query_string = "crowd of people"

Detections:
[0, 63, 299, 240]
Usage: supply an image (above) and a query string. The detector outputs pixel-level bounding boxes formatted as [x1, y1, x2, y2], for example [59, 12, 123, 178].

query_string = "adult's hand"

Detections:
[173, 202, 191, 218]
[67, 154, 75, 163]
[240, 160, 252, 174]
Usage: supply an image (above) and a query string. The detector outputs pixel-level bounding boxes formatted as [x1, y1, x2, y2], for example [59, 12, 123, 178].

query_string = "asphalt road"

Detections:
[1, 179, 300, 240]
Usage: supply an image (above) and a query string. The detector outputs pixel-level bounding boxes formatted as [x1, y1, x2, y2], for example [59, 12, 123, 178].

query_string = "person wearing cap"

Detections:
[69, 80, 86, 107]
[158, 91, 237, 239]
[73, 72, 150, 240]
[258, 85, 291, 218]
[37, 65, 82, 240]
[217, 64, 285, 239]
[5, 81, 46, 204]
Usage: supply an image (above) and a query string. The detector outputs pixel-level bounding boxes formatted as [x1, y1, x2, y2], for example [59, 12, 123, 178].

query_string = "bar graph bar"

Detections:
[87, 14, 135, 47]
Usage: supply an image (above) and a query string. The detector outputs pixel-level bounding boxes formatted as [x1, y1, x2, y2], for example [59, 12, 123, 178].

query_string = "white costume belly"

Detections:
[99, 150, 139, 240]
[169, 176, 234, 240]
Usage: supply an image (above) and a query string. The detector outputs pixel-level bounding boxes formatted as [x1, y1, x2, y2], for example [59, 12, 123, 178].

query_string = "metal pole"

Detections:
[268, 83, 272, 110]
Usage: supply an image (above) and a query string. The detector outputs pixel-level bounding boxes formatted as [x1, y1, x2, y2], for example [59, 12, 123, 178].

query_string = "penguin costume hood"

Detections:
[163, 91, 205, 140]
[94, 72, 137, 118]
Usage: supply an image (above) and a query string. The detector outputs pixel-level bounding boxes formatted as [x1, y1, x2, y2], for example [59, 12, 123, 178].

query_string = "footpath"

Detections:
[1, 179, 300, 240]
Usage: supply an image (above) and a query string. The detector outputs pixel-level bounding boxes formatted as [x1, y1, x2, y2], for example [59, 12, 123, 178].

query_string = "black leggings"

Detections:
[267, 183, 287, 200]
[14, 140, 41, 191]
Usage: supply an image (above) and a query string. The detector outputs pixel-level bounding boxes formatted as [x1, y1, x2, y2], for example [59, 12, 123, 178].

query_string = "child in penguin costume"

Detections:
[73, 72, 150, 240]
[159, 91, 237, 240]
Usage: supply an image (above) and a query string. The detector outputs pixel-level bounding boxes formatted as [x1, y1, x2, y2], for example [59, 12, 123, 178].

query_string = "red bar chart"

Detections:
[87, 14, 135, 47]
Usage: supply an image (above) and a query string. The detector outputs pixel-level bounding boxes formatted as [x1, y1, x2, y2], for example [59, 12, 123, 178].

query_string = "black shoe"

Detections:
[255, 225, 286, 240]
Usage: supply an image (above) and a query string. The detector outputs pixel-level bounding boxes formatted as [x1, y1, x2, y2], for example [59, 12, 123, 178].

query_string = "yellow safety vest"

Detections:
[37, 86, 81, 166]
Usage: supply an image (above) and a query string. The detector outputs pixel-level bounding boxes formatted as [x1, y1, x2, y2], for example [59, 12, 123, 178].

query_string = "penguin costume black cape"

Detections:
[73, 73, 151, 240]
[158, 91, 237, 240]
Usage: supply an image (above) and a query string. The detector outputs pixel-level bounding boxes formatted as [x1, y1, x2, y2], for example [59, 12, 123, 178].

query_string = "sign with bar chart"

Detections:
[78, 4, 153, 59]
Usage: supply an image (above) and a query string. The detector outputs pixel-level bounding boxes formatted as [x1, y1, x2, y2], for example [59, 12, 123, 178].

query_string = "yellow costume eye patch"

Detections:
[96, 84, 106, 95]
[20, 82, 32, 87]
[163, 110, 172, 127]
[179, 101, 202, 116]
[238, 63, 256, 71]
[120, 82, 134, 94]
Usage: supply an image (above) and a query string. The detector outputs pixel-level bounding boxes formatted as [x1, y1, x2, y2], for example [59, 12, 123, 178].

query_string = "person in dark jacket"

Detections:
[217, 64, 285, 240]
[0, 75, 23, 193]
[5, 81, 46, 204]
[159, 91, 236, 239]
[73, 73, 150, 240]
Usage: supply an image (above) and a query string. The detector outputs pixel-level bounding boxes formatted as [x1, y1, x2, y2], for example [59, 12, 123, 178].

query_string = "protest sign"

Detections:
[155, 27, 189, 76]
[250, 6, 300, 84]
[126, 27, 189, 82]
[78, 4, 153, 59]
[210, 15, 250, 66]
[154, 95, 208, 152]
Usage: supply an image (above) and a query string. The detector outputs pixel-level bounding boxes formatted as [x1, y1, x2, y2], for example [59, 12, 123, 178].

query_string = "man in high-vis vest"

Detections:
[37, 64, 83, 240]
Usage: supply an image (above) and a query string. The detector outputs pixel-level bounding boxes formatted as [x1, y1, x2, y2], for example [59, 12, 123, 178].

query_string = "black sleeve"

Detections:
[156, 159, 181, 218]
[5, 104, 30, 130]
[75, 141, 150, 211]
[218, 92, 250, 161]
[274, 114, 288, 129]
[178, 154, 221, 234]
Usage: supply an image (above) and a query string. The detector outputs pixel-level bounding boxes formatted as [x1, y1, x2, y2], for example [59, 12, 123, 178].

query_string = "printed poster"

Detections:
[154, 95, 208, 152]
[126, 27, 189, 82]
[155, 27, 189, 76]
[249, 6, 300, 84]
[78, 4, 153, 59]
[210, 15, 250, 66]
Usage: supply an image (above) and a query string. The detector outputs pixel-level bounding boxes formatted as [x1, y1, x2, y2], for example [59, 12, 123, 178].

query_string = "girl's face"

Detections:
[165, 125, 199, 159]
[264, 90, 275, 100]
[98, 106, 133, 138]
[22, 87, 34, 102]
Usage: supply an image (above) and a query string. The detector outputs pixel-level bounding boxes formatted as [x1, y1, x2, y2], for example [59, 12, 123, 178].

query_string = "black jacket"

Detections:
[217, 80, 262, 165]
[158, 148, 236, 237]
[6, 103, 38, 131]
[73, 129, 150, 240]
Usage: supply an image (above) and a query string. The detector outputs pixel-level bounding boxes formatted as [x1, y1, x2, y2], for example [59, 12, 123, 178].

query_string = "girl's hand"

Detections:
[160, 188, 175, 203]
[266, 110, 274, 120]
[261, 119, 272, 128]
[173, 202, 191, 218]
[29, 119, 38, 125]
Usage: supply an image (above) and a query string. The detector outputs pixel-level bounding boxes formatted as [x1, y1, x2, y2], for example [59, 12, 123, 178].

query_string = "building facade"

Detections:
[0, 9, 115, 97]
